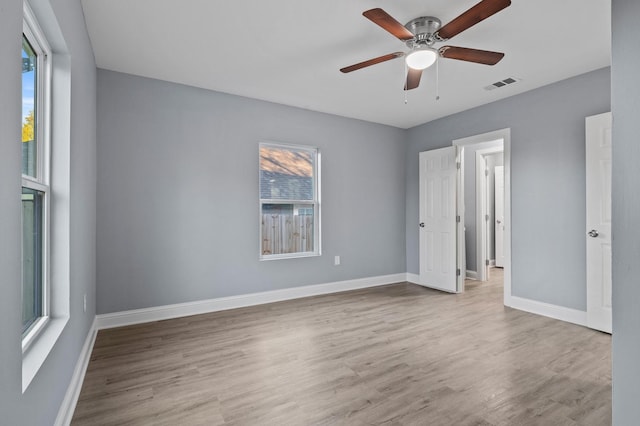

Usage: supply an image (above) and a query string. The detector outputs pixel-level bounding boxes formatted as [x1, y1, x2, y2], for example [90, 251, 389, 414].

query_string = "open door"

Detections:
[418, 146, 462, 293]
[495, 166, 505, 268]
[586, 112, 612, 333]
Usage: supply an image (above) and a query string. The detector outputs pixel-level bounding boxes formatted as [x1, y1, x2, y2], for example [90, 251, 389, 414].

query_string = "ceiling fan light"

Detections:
[405, 48, 437, 70]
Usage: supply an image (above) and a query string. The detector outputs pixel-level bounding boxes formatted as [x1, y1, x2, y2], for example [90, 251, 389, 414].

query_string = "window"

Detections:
[259, 143, 320, 259]
[21, 1, 71, 392]
[21, 4, 51, 348]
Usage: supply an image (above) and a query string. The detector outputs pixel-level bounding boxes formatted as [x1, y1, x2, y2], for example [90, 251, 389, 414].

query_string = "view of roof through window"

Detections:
[260, 145, 314, 201]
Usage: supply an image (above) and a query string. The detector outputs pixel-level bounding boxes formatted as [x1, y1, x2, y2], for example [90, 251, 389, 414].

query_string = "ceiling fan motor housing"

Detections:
[405, 16, 442, 48]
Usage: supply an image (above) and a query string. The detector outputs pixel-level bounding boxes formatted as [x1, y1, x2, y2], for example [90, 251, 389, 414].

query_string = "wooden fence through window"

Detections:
[261, 214, 314, 255]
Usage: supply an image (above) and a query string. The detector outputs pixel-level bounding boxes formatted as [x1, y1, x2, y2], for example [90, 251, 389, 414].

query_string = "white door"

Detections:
[586, 112, 612, 334]
[419, 146, 459, 293]
[494, 166, 505, 268]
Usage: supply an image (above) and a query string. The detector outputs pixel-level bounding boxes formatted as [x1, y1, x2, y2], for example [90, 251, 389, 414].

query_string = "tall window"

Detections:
[259, 143, 320, 259]
[22, 10, 51, 344]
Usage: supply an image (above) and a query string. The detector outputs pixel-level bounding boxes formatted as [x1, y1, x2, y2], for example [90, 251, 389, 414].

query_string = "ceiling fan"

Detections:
[340, 0, 511, 90]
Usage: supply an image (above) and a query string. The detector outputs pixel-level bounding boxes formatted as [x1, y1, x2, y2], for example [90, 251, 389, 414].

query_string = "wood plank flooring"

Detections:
[72, 269, 611, 425]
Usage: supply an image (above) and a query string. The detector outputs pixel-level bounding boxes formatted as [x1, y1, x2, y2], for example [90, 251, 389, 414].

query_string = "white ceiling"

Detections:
[80, 0, 611, 129]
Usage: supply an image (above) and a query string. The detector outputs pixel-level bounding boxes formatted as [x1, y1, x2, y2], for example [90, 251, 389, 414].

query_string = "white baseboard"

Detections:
[466, 270, 478, 280]
[506, 295, 587, 327]
[96, 273, 407, 330]
[406, 273, 420, 284]
[55, 317, 97, 426]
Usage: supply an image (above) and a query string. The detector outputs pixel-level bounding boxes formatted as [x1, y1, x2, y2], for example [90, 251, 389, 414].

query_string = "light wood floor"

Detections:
[72, 269, 611, 425]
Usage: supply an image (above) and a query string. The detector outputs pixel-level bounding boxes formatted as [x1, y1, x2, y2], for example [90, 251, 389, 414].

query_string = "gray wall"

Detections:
[406, 67, 611, 310]
[0, 0, 96, 424]
[611, 0, 640, 423]
[96, 70, 406, 314]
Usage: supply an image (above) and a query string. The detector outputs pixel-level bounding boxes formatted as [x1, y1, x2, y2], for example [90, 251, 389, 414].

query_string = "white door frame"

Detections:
[453, 128, 511, 302]
[475, 146, 504, 282]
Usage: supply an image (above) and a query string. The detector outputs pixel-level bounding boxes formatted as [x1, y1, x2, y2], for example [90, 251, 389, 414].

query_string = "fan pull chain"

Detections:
[404, 60, 408, 104]
[435, 59, 440, 101]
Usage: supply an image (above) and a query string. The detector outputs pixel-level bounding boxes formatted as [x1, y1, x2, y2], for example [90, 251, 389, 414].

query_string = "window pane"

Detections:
[260, 145, 314, 200]
[22, 35, 37, 178]
[22, 187, 44, 334]
[261, 204, 314, 255]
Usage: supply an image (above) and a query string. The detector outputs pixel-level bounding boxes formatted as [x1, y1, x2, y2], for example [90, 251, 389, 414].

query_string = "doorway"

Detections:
[474, 146, 504, 282]
[417, 128, 511, 301]
[453, 129, 511, 302]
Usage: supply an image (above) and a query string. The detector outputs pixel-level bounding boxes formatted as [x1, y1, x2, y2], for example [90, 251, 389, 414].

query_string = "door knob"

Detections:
[419, 222, 425, 228]
[588, 229, 599, 238]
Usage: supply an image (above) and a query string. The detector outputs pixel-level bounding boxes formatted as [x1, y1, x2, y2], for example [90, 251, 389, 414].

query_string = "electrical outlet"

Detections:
[83, 294, 87, 313]
[334, 255, 341, 266]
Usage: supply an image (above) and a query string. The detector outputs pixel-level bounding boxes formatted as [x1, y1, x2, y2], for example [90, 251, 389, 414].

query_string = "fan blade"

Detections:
[404, 68, 422, 90]
[340, 52, 404, 73]
[439, 46, 504, 65]
[436, 0, 511, 40]
[363, 8, 415, 41]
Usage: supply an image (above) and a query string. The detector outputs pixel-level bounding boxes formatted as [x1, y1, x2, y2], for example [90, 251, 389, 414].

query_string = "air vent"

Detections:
[484, 77, 521, 91]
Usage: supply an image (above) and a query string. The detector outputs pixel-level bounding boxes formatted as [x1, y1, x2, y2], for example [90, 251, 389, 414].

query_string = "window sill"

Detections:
[22, 316, 50, 354]
[22, 316, 68, 392]
[260, 252, 321, 261]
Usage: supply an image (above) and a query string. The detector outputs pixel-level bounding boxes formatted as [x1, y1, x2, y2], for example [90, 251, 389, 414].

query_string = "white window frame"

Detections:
[21, 2, 52, 353]
[259, 142, 321, 260]
[21, 0, 71, 393]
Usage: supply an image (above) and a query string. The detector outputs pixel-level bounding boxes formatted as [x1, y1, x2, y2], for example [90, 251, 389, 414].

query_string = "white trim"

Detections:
[466, 270, 478, 280]
[96, 273, 407, 330]
[259, 251, 321, 261]
[22, 317, 68, 392]
[21, 0, 73, 392]
[54, 318, 97, 426]
[406, 272, 420, 284]
[21, 316, 49, 353]
[22, 0, 53, 351]
[503, 135, 512, 308]
[506, 296, 587, 327]
[21, 177, 49, 192]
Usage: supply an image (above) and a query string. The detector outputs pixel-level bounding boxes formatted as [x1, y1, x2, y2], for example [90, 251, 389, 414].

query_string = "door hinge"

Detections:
[456, 215, 461, 223]
[485, 214, 490, 221]
[456, 162, 461, 170]
[486, 259, 490, 266]
[456, 268, 461, 276]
